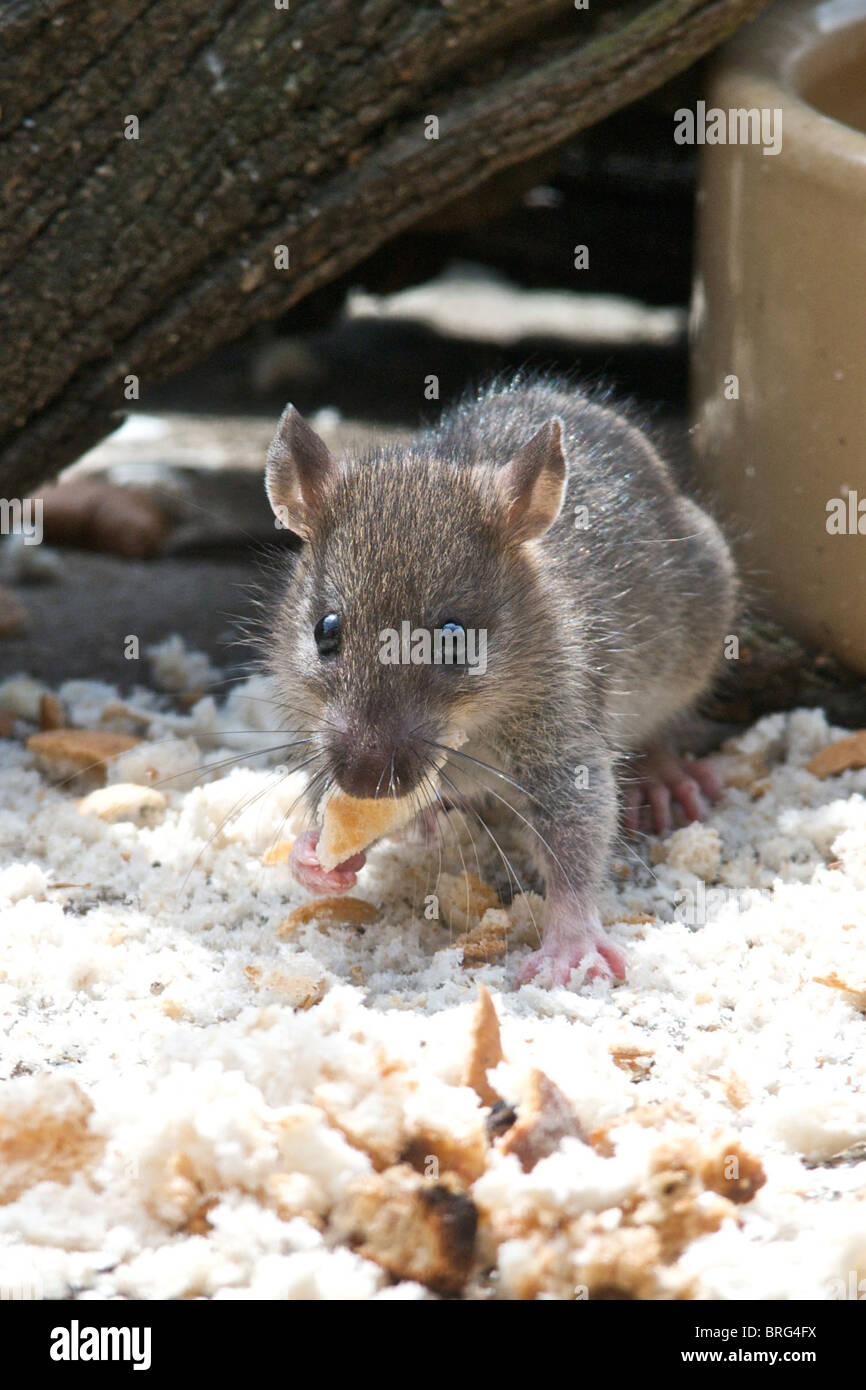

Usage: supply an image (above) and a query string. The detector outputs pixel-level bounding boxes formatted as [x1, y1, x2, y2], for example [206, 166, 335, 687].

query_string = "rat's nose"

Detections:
[328, 730, 425, 799]
[336, 748, 394, 799]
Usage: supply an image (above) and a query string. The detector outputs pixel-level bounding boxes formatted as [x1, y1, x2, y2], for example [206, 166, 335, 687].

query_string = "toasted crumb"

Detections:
[664, 823, 721, 877]
[78, 783, 166, 824]
[748, 777, 772, 800]
[262, 839, 294, 866]
[807, 730, 866, 779]
[463, 984, 504, 1107]
[331, 1165, 478, 1295]
[38, 693, 65, 730]
[813, 972, 866, 1012]
[27, 729, 141, 787]
[261, 973, 326, 1009]
[498, 1069, 586, 1172]
[318, 792, 415, 870]
[718, 748, 768, 789]
[458, 907, 509, 967]
[701, 1141, 766, 1204]
[276, 897, 381, 936]
[437, 871, 499, 933]
[0, 1078, 103, 1204]
[610, 1043, 654, 1077]
[722, 1072, 751, 1110]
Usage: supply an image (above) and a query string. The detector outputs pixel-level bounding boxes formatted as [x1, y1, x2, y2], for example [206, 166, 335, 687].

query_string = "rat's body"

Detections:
[264, 378, 737, 986]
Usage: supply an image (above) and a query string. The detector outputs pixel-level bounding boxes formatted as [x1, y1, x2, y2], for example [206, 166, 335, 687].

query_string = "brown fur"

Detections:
[264, 376, 737, 912]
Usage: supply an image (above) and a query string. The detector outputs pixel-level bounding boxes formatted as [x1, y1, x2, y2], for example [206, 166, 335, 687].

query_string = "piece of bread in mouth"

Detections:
[317, 792, 416, 871]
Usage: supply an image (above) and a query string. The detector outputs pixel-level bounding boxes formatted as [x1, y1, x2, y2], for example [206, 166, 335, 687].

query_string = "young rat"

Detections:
[264, 377, 737, 987]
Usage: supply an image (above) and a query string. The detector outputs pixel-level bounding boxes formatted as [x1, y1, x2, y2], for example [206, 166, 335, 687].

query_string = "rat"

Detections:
[263, 376, 737, 987]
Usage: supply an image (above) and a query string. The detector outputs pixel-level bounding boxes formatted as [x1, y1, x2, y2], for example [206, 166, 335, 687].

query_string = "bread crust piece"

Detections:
[317, 792, 415, 871]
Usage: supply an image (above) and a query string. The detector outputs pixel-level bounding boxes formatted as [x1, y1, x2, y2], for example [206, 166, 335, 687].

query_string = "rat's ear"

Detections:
[494, 417, 567, 542]
[265, 404, 338, 539]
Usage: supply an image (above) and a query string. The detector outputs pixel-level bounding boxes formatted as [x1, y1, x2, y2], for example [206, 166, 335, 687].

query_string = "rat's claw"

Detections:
[623, 749, 721, 835]
[289, 829, 366, 896]
[682, 757, 722, 803]
[518, 899, 626, 989]
[518, 938, 626, 988]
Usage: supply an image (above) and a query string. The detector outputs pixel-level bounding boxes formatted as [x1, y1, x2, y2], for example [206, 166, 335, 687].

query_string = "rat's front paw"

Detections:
[622, 748, 722, 835]
[518, 899, 627, 989]
[289, 829, 366, 896]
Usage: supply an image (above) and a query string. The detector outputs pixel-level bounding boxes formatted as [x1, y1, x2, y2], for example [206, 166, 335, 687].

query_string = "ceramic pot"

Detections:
[691, 0, 866, 671]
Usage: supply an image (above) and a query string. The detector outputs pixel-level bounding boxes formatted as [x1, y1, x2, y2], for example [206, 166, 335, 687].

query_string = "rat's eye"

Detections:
[439, 620, 466, 665]
[314, 612, 341, 657]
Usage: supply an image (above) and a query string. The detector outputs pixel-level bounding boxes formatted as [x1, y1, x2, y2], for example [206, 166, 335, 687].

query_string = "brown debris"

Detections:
[148, 1149, 219, 1230]
[701, 1141, 766, 1205]
[813, 971, 866, 1012]
[0, 1078, 103, 1205]
[27, 729, 141, 786]
[463, 984, 504, 1108]
[625, 1141, 737, 1262]
[276, 896, 381, 935]
[498, 1069, 586, 1172]
[589, 1101, 684, 1156]
[717, 747, 769, 789]
[78, 783, 166, 823]
[572, 1225, 667, 1302]
[262, 839, 294, 865]
[458, 907, 509, 968]
[437, 871, 499, 933]
[330, 1164, 478, 1295]
[722, 1072, 751, 1110]
[609, 1043, 655, 1078]
[245, 965, 326, 1009]
[401, 1129, 487, 1187]
[807, 730, 866, 779]
[38, 692, 65, 730]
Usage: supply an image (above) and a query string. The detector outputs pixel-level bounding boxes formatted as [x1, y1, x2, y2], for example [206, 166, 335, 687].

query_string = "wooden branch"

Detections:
[0, 0, 771, 494]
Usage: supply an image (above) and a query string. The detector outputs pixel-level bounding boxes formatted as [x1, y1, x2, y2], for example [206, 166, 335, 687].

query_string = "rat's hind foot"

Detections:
[518, 896, 627, 989]
[621, 748, 721, 836]
[289, 829, 366, 896]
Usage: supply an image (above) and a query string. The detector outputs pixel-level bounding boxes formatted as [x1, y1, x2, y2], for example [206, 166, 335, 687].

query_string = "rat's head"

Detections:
[265, 405, 567, 802]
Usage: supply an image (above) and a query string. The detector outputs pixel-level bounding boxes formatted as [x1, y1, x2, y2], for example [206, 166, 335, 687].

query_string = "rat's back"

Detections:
[423, 379, 737, 752]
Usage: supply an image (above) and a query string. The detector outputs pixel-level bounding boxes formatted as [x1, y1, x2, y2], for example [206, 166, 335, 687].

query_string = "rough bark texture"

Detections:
[0, 0, 771, 494]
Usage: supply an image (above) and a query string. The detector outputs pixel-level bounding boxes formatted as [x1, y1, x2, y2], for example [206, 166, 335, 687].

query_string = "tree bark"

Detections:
[0, 0, 771, 495]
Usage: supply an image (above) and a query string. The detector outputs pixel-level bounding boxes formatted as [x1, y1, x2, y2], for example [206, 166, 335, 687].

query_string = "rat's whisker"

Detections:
[435, 756, 583, 904]
[416, 752, 485, 891]
[436, 763, 542, 950]
[422, 739, 549, 813]
[149, 740, 315, 794]
[179, 750, 322, 894]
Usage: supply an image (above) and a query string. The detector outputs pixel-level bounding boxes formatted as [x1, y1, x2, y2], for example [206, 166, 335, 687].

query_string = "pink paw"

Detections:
[622, 750, 721, 836]
[518, 916, 627, 989]
[289, 829, 366, 896]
